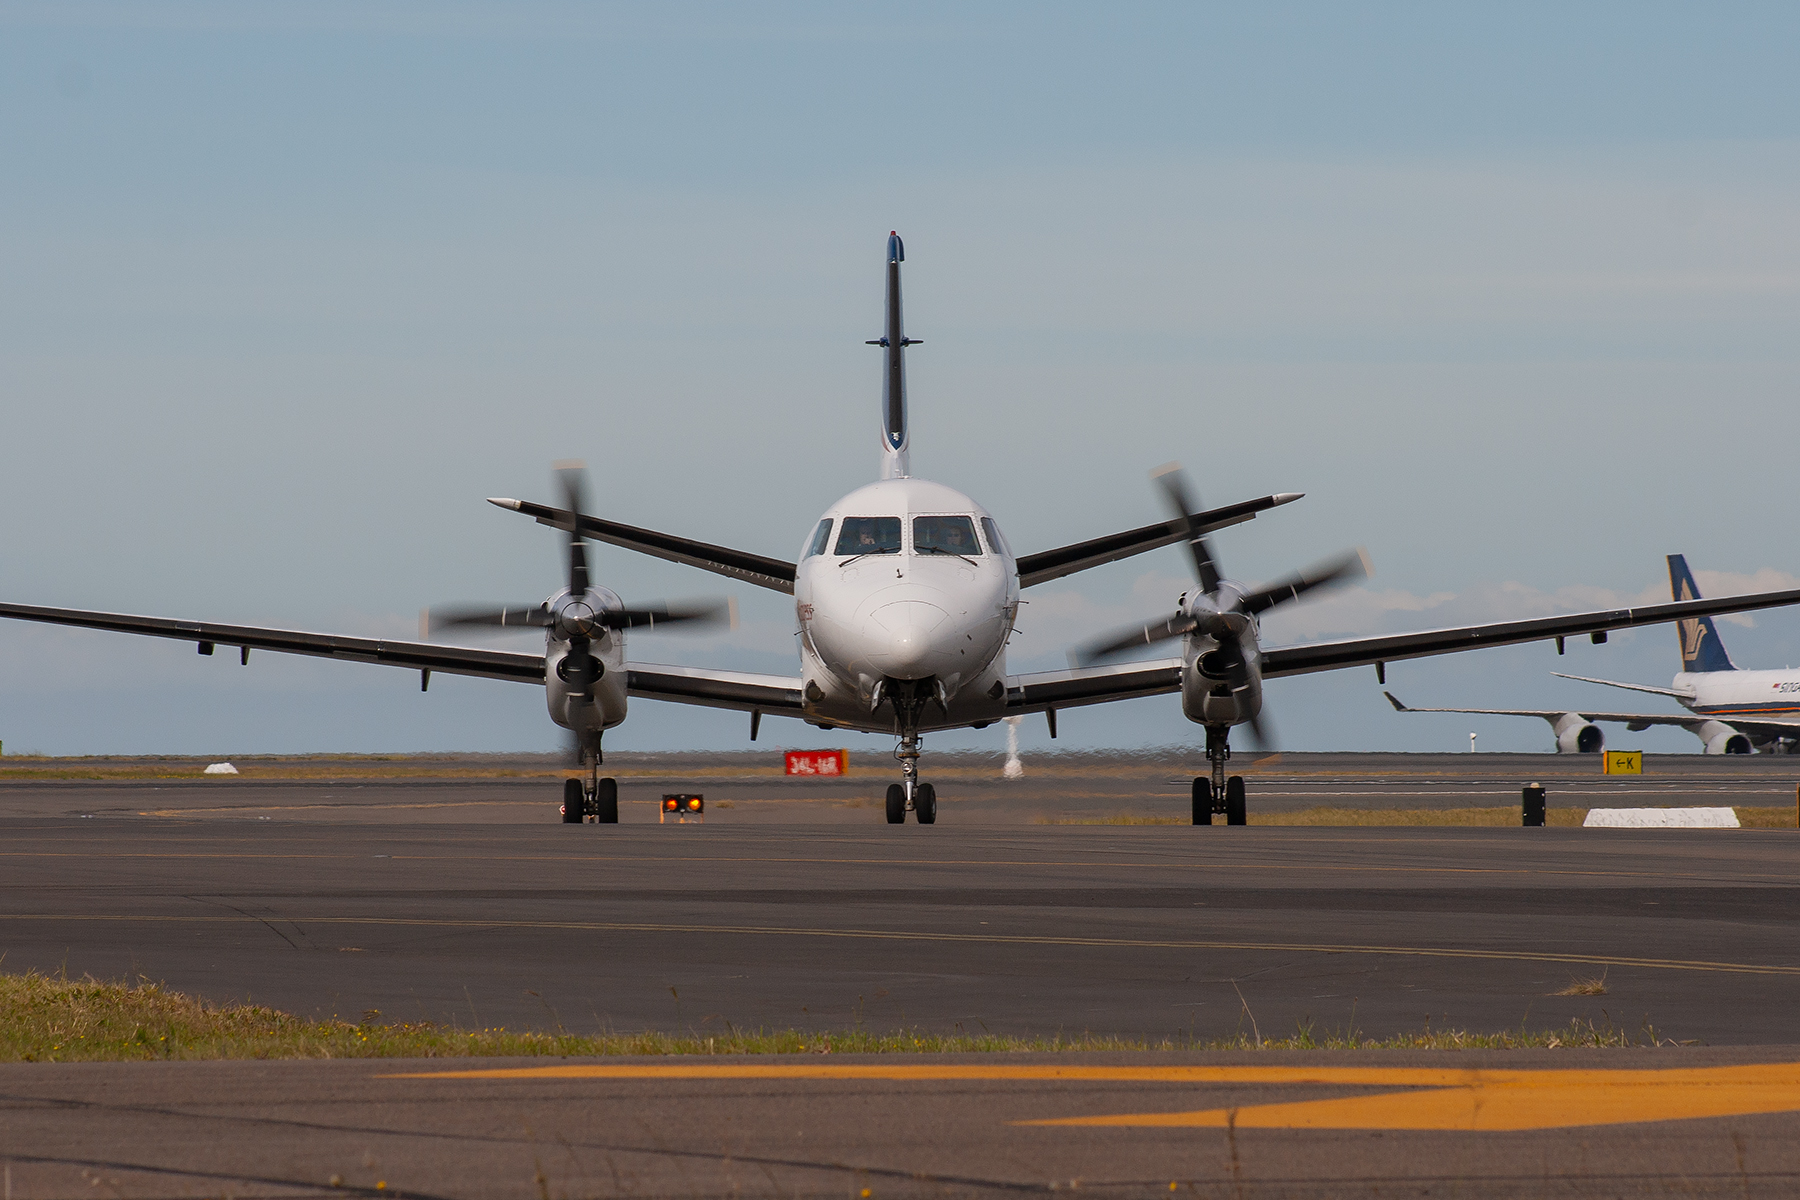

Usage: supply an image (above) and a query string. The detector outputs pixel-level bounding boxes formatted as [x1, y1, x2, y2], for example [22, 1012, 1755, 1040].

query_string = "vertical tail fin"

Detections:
[1667, 554, 1736, 673]
[867, 232, 919, 480]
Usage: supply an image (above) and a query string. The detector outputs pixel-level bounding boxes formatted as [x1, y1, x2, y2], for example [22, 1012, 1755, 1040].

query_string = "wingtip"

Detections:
[1272, 492, 1305, 506]
[486, 497, 522, 511]
[1384, 691, 1406, 711]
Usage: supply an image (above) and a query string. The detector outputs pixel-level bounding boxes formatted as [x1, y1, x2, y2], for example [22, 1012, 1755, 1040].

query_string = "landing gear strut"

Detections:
[1192, 724, 1246, 826]
[562, 739, 618, 824]
[884, 726, 937, 824]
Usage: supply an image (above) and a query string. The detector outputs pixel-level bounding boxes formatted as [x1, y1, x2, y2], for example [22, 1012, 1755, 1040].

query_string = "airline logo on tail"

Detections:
[1668, 554, 1736, 674]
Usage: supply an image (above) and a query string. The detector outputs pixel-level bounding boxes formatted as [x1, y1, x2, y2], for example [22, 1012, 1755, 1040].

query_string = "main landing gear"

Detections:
[1191, 723, 1247, 826]
[884, 728, 937, 824]
[562, 742, 618, 824]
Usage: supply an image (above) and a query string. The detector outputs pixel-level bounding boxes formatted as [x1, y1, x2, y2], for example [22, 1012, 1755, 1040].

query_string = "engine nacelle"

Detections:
[1551, 712, 1604, 754]
[1696, 720, 1752, 755]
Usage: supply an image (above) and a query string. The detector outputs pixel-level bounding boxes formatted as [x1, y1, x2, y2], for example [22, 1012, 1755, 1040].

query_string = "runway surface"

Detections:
[4, 752, 1798, 1197]
[5, 749, 1800, 823]
[5, 1050, 1800, 1197]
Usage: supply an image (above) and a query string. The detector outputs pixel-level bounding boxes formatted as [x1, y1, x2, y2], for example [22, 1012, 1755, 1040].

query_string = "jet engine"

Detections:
[1551, 712, 1604, 754]
[1696, 720, 1752, 755]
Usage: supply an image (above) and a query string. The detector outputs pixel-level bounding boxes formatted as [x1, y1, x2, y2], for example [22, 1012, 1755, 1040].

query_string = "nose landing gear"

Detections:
[1192, 724, 1247, 826]
[884, 727, 937, 824]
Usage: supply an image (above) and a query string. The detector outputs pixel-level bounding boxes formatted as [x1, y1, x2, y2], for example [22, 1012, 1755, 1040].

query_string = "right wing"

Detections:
[624, 662, 806, 716]
[1015, 493, 1302, 589]
[490, 498, 797, 594]
[0, 602, 544, 684]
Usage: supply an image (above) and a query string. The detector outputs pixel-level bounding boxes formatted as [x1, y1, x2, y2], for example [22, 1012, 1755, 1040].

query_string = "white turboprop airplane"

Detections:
[8, 235, 1800, 822]
[1386, 554, 1800, 754]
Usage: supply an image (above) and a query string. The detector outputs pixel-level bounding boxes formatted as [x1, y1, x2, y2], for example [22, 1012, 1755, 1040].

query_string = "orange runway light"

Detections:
[661, 794, 704, 824]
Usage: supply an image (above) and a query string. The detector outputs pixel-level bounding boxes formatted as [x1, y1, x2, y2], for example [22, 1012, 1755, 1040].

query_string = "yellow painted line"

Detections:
[382, 1062, 1800, 1131]
[3, 913, 1794, 976]
[1023, 1062, 1800, 1131]
[381, 1063, 1794, 1086]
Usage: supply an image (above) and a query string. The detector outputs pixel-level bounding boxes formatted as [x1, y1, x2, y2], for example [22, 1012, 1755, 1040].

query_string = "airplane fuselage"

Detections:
[794, 478, 1019, 733]
[1676, 668, 1800, 725]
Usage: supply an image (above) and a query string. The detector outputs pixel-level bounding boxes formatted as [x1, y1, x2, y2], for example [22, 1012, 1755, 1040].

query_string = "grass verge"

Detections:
[1, 971, 1666, 1062]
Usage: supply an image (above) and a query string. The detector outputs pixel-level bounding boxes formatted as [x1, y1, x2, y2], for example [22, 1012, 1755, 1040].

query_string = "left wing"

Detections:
[1261, 587, 1800, 678]
[0, 602, 544, 684]
[1005, 658, 1184, 714]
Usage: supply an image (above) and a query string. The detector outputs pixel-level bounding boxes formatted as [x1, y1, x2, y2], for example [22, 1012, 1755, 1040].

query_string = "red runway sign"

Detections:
[785, 749, 848, 777]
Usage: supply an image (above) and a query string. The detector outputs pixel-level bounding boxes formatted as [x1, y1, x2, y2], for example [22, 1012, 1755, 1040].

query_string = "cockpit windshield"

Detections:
[913, 515, 981, 557]
[835, 517, 902, 555]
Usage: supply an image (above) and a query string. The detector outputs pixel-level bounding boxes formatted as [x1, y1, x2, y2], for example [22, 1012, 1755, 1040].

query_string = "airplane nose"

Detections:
[868, 600, 948, 676]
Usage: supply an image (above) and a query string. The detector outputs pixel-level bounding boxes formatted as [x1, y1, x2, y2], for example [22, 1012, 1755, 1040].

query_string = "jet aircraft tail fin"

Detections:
[867, 232, 919, 480]
[1667, 554, 1736, 673]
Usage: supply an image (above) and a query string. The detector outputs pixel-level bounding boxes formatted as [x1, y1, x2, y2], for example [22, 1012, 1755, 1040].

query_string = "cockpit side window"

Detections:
[805, 519, 834, 558]
[834, 516, 902, 555]
[913, 515, 982, 557]
[980, 516, 1012, 558]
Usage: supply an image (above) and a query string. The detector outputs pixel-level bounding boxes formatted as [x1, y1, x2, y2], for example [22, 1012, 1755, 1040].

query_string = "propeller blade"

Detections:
[1244, 707, 1275, 752]
[1070, 611, 1197, 667]
[1151, 462, 1221, 595]
[1238, 548, 1371, 615]
[556, 460, 590, 596]
[423, 604, 552, 635]
[598, 596, 738, 632]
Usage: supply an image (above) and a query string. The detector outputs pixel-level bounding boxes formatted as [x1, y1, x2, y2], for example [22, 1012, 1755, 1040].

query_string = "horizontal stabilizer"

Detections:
[1552, 672, 1695, 699]
[1016, 492, 1302, 589]
[490, 498, 797, 594]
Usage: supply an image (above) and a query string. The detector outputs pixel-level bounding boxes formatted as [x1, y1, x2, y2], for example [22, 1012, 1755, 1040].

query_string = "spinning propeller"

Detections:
[1072, 462, 1369, 748]
[423, 462, 735, 701]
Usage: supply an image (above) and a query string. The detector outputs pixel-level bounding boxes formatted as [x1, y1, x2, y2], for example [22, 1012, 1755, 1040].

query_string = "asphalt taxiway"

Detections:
[6, 749, 1799, 823]
[4, 752, 1798, 1197]
[5, 1050, 1800, 1197]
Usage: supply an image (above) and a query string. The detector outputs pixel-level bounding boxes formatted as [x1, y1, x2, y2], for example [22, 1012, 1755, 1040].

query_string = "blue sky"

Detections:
[3, 2, 1799, 756]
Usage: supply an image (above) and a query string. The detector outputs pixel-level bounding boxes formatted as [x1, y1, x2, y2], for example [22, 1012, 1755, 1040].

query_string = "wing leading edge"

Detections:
[0, 602, 544, 683]
[1260, 587, 1800, 678]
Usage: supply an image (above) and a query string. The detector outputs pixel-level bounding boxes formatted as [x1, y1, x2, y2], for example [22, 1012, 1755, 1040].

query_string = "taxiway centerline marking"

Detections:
[379, 1062, 1800, 1131]
[2, 913, 1795, 975]
[1016, 1063, 1800, 1131]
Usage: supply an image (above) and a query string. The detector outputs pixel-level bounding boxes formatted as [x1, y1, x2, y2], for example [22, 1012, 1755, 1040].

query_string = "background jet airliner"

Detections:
[7, 237, 1800, 823]
[1386, 554, 1800, 754]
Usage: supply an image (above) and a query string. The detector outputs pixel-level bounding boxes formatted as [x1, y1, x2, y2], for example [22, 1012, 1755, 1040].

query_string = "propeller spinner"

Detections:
[1071, 463, 1369, 750]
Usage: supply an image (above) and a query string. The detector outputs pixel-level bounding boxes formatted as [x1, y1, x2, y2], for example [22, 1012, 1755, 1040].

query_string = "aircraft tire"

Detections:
[915, 782, 937, 824]
[1192, 778, 1213, 825]
[593, 777, 619, 824]
[561, 778, 585, 823]
[1226, 775, 1247, 826]
[885, 784, 906, 824]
